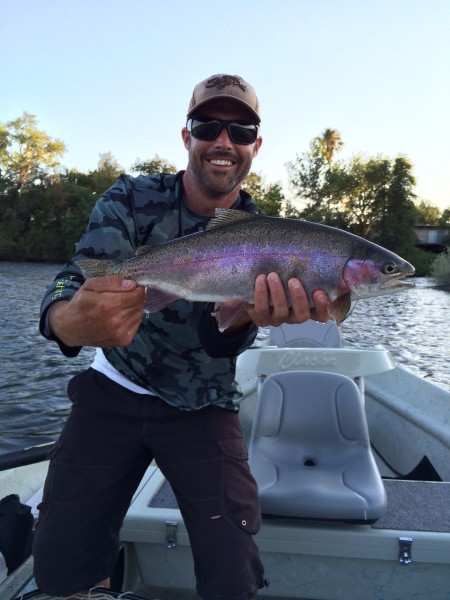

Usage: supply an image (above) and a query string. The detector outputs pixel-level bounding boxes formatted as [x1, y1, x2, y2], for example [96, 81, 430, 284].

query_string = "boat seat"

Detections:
[268, 320, 342, 348]
[248, 371, 387, 523]
[268, 321, 365, 401]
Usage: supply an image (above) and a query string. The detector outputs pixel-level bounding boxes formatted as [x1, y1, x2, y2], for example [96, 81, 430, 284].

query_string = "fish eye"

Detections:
[382, 261, 398, 274]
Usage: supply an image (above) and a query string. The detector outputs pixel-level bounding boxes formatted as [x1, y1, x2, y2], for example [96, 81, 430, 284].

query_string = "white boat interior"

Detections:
[1, 321, 449, 600]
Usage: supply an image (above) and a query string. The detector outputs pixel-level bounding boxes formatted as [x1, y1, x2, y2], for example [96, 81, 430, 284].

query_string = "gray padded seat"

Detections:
[248, 371, 387, 523]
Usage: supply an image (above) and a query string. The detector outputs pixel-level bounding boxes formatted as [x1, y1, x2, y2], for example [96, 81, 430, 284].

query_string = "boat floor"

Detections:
[150, 477, 450, 533]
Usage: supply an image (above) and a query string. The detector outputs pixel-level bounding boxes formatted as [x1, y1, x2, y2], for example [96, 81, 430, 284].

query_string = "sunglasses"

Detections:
[187, 118, 259, 145]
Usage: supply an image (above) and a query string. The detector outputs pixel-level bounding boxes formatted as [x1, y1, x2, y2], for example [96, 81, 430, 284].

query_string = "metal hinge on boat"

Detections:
[398, 537, 413, 565]
[165, 520, 178, 548]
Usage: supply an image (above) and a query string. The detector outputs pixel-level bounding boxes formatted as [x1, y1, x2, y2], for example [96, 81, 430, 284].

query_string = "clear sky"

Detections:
[1, 0, 449, 210]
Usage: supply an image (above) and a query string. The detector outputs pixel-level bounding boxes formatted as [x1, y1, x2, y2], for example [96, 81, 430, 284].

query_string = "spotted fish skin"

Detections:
[76, 208, 415, 328]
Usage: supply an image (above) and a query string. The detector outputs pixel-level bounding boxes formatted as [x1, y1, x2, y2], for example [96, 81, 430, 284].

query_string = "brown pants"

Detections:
[33, 369, 265, 599]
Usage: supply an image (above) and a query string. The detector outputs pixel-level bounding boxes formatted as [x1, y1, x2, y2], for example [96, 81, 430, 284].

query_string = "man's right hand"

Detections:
[48, 276, 146, 348]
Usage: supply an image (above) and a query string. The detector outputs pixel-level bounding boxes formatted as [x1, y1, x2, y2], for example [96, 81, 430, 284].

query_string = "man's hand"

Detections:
[48, 276, 146, 348]
[248, 273, 330, 326]
[219, 272, 331, 335]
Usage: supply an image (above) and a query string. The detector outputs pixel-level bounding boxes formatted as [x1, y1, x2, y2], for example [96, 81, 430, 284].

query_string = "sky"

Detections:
[1, 0, 449, 211]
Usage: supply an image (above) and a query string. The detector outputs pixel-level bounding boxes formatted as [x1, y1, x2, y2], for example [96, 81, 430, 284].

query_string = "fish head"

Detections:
[343, 250, 415, 299]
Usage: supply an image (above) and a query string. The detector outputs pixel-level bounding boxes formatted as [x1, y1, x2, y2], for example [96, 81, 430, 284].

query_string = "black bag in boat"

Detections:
[0, 494, 33, 574]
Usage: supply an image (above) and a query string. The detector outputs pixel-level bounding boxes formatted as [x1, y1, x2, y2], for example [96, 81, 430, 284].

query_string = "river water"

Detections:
[1, 261, 449, 455]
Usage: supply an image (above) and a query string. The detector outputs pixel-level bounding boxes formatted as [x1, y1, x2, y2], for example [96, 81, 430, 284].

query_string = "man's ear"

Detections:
[181, 128, 190, 150]
[253, 135, 263, 157]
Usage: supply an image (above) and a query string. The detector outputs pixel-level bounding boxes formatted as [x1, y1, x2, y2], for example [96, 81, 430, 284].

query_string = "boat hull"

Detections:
[119, 467, 450, 600]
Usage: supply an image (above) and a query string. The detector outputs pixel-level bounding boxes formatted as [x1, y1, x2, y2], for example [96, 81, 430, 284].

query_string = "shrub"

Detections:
[431, 251, 450, 288]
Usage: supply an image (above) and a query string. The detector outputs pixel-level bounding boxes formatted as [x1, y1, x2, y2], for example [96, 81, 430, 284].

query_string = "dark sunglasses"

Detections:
[186, 118, 259, 145]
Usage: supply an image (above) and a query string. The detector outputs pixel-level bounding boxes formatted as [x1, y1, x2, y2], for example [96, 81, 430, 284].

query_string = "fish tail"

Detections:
[75, 258, 118, 279]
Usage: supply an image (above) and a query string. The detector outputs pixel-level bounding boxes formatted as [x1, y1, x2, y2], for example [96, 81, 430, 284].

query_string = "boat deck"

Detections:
[150, 476, 450, 533]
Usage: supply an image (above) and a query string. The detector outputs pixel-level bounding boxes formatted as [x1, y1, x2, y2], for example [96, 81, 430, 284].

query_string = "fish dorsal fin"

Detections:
[135, 245, 153, 256]
[206, 208, 258, 231]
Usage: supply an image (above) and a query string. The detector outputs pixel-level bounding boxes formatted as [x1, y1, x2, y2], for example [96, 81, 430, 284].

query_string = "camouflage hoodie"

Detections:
[40, 171, 260, 410]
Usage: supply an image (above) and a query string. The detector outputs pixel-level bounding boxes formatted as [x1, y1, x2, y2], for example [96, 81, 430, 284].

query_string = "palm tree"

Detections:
[318, 128, 343, 166]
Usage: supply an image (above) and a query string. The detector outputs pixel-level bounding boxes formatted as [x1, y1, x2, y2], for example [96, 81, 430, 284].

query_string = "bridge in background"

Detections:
[414, 225, 449, 253]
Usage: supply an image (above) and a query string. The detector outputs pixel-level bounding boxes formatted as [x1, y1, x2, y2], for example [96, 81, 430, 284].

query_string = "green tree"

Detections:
[88, 152, 124, 194]
[0, 178, 96, 262]
[329, 156, 387, 237]
[431, 251, 450, 288]
[316, 128, 343, 166]
[414, 200, 441, 225]
[371, 156, 417, 252]
[242, 172, 285, 216]
[286, 137, 348, 227]
[438, 208, 450, 227]
[0, 112, 66, 191]
[287, 131, 419, 258]
[131, 154, 177, 175]
[286, 138, 330, 220]
[439, 209, 450, 227]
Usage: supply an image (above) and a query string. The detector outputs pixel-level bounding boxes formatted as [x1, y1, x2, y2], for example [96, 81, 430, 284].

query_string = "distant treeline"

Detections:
[1, 114, 449, 276]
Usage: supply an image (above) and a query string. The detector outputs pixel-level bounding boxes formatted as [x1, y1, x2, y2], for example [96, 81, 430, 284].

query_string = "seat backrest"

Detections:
[248, 371, 386, 523]
[268, 321, 365, 402]
[268, 320, 342, 348]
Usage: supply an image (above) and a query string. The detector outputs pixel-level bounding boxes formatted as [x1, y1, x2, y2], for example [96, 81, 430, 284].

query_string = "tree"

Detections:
[88, 152, 124, 194]
[0, 112, 66, 191]
[439, 209, 450, 227]
[331, 156, 387, 237]
[316, 128, 343, 166]
[371, 156, 417, 252]
[287, 131, 419, 257]
[286, 137, 348, 227]
[286, 138, 329, 218]
[242, 172, 285, 216]
[415, 200, 442, 225]
[131, 155, 177, 175]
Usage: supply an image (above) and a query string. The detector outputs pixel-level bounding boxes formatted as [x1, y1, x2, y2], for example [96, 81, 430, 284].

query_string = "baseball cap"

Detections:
[187, 74, 260, 124]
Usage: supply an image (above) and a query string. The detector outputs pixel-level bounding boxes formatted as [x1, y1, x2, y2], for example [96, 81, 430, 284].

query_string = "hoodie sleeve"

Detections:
[39, 175, 138, 356]
[39, 263, 85, 357]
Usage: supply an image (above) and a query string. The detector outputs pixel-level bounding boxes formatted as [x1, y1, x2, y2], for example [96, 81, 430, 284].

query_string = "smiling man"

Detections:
[182, 75, 262, 209]
[33, 74, 329, 600]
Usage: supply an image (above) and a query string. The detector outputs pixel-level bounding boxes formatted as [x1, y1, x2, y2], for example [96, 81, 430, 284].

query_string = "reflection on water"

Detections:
[0, 263, 449, 454]
[339, 278, 450, 391]
[0, 262, 95, 453]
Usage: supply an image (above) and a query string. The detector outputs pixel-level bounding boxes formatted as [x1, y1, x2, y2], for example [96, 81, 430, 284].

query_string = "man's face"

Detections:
[182, 99, 262, 198]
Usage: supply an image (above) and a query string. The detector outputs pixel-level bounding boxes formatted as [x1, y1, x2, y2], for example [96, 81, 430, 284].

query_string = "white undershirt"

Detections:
[90, 348, 155, 395]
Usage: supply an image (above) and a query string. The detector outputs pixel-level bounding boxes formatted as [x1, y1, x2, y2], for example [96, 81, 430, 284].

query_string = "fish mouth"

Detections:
[380, 271, 416, 290]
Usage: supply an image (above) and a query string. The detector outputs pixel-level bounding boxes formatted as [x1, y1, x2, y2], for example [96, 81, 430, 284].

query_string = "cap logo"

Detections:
[205, 75, 246, 92]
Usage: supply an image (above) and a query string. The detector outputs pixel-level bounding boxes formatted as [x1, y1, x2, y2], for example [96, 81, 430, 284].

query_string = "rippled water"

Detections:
[340, 277, 450, 391]
[0, 262, 449, 454]
[0, 262, 95, 453]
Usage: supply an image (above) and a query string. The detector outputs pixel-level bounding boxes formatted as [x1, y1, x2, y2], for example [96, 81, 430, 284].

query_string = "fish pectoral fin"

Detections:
[328, 293, 352, 324]
[75, 258, 115, 278]
[214, 301, 247, 332]
[144, 288, 182, 312]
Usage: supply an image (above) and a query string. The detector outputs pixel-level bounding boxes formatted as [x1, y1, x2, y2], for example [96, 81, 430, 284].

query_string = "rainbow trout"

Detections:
[76, 209, 415, 330]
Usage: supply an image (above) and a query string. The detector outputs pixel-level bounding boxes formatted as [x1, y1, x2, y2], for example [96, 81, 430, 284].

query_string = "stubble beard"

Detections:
[189, 153, 251, 199]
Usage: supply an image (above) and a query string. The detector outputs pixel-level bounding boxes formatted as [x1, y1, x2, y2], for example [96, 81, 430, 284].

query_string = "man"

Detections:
[33, 74, 330, 600]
